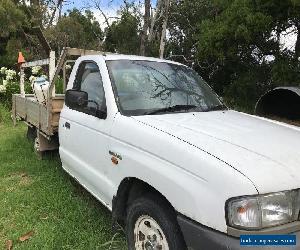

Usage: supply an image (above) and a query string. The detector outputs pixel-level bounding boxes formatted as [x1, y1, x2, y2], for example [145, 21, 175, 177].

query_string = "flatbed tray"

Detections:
[12, 94, 64, 136]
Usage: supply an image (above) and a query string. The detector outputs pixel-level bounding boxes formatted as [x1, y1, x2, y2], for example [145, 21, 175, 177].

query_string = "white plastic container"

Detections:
[32, 77, 49, 104]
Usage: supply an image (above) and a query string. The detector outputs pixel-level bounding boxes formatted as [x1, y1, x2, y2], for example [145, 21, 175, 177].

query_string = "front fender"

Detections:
[108, 114, 258, 233]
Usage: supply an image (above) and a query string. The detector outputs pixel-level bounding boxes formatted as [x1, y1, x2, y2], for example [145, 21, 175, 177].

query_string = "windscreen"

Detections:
[107, 60, 222, 116]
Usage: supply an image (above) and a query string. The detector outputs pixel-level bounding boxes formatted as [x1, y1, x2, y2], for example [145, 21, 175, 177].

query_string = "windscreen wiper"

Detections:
[144, 105, 198, 115]
[204, 104, 227, 112]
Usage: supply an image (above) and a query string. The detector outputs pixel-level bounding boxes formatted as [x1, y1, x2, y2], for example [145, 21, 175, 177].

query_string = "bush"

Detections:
[55, 77, 64, 94]
[0, 82, 32, 108]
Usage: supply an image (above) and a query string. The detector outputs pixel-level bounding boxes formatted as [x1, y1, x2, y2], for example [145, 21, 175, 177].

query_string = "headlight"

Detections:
[227, 189, 300, 230]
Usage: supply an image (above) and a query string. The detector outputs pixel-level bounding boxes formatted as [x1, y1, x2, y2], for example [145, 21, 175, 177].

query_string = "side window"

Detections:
[73, 61, 106, 115]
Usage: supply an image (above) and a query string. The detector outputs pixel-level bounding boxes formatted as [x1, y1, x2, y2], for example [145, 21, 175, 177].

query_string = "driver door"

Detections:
[60, 60, 112, 206]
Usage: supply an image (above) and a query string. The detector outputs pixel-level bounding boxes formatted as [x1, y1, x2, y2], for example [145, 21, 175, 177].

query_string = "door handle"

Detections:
[65, 122, 70, 129]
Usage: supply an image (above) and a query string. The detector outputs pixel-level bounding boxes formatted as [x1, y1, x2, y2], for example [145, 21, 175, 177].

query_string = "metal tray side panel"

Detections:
[52, 98, 64, 111]
[15, 95, 26, 118]
[26, 100, 41, 127]
[13, 93, 65, 136]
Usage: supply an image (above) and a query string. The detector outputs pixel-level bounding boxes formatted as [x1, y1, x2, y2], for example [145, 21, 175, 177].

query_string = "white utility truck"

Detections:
[12, 48, 300, 250]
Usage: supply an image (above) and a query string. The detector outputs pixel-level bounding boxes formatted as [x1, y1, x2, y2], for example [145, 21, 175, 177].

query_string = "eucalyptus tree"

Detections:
[45, 9, 103, 53]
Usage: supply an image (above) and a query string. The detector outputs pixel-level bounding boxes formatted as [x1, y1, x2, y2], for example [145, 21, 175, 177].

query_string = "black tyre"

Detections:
[26, 126, 36, 141]
[126, 193, 187, 250]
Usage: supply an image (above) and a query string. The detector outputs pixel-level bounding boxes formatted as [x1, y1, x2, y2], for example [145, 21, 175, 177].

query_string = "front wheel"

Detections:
[126, 194, 187, 250]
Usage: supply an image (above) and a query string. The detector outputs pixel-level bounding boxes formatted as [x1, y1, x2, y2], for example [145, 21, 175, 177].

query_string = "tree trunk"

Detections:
[48, 0, 63, 28]
[295, 24, 300, 61]
[140, 0, 151, 56]
[159, 0, 170, 59]
[149, 0, 163, 42]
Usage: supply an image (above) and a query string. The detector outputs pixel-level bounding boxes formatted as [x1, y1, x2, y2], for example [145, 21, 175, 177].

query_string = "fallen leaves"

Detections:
[20, 173, 28, 178]
[19, 230, 34, 242]
[5, 240, 12, 250]
[4, 230, 34, 249]
[40, 214, 48, 220]
[19, 175, 32, 186]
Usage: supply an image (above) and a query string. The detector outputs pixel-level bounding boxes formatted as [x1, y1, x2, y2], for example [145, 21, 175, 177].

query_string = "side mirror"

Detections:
[65, 89, 88, 109]
[65, 89, 107, 119]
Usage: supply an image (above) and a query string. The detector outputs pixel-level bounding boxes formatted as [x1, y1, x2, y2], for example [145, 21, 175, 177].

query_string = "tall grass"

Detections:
[0, 105, 127, 249]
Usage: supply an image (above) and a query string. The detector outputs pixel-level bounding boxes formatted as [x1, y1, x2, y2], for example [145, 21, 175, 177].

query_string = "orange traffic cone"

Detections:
[18, 52, 25, 64]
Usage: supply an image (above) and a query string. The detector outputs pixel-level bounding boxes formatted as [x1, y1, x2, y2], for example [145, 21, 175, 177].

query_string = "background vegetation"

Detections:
[0, 0, 300, 112]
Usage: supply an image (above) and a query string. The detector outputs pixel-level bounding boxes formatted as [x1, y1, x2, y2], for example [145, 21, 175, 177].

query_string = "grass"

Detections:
[0, 105, 126, 249]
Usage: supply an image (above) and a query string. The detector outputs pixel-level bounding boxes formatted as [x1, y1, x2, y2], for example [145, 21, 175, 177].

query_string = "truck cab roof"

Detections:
[81, 53, 183, 66]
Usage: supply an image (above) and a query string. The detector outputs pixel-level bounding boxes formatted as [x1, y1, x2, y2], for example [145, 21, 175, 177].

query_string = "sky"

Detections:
[61, 0, 158, 26]
[61, 0, 139, 28]
[281, 26, 298, 52]
[62, 0, 120, 11]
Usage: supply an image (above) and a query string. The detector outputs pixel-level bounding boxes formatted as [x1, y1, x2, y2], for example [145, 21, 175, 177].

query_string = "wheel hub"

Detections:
[134, 215, 169, 250]
[145, 240, 154, 250]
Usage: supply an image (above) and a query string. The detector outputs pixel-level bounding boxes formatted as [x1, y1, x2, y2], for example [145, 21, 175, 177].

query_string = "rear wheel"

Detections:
[126, 194, 187, 250]
[26, 126, 36, 141]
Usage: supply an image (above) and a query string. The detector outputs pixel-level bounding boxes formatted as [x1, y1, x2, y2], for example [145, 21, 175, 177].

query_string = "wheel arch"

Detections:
[112, 177, 175, 226]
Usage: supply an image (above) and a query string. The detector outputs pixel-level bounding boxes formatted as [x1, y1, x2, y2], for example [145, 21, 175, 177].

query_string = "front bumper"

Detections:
[177, 215, 300, 250]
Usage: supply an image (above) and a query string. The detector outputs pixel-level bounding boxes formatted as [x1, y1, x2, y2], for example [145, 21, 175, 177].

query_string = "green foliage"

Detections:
[55, 77, 64, 94]
[270, 54, 300, 85]
[0, 0, 29, 67]
[198, 1, 273, 60]
[45, 9, 103, 52]
[0, 0, 27, 38]
[224, 69, 269, 113]
[104, 10, 140, 54]
[0, 82, 32, 108]
[168, 1, 215, 59]
[169, 0, 300, 111]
